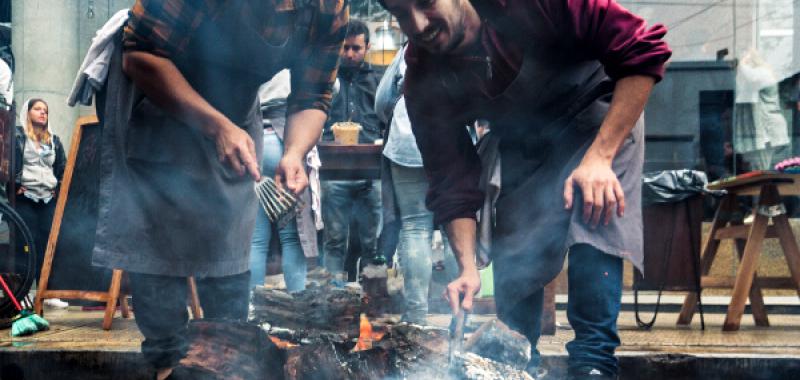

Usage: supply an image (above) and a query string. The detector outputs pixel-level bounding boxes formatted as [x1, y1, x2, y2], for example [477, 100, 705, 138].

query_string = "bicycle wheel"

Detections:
[0, 199, 36, 318]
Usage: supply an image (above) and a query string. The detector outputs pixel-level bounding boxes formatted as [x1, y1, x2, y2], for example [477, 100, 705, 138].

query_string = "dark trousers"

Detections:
[129, 271, 250, 369]
[497, 244, 623, 376]
[14, 195, 56, 282]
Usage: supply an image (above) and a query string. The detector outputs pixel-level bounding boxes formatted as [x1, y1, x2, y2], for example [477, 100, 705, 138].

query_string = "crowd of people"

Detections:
[6, 0, 675, 379]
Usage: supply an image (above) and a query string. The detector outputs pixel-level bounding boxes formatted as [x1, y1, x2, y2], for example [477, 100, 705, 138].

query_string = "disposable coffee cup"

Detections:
[331, 122, 361, 145]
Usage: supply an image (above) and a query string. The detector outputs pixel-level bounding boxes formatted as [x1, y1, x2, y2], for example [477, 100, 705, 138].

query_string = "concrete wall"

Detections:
[11, 0, 133, 149]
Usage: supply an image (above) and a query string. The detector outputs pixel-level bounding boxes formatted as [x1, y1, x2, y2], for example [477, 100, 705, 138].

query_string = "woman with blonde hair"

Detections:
[13, 98, 67, 308]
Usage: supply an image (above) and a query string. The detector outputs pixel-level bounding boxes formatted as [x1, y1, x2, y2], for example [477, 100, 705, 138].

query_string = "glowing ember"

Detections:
[353, 314, 386, 351]
[269, 336, 299, 349]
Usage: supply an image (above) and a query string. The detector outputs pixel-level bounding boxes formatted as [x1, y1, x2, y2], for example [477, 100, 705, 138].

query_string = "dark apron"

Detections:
[474, 47, 645, 309]
[93, 2, 305, 277]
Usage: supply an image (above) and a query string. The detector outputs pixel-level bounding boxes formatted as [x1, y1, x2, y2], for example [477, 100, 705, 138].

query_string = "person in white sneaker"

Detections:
[43, 298, 69, 309]
[13, 99, 68, 310]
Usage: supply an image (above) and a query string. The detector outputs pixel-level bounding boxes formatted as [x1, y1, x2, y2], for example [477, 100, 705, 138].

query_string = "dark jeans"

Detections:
[129, 271, 250, 369]
[498, 244, 623, 376]
[14, 195, 56, 282]
[321, 180, 381, 274]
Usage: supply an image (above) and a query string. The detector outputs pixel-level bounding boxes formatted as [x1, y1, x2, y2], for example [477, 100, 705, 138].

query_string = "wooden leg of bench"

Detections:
[119, 272, 131, 318]
[734, 239, 769, 327]
[119, 293, 131, 319]
[773, 211, 800, 297]
[678, 195, 731, 325]
[102, 269, 124, 331]
[723, 192, 770, 332]
[188, 277, 203, 319]
[540, 278, 557, 335]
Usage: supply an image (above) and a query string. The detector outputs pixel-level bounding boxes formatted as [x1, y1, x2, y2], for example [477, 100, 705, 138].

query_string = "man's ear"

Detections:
[366, 42, 371, 52]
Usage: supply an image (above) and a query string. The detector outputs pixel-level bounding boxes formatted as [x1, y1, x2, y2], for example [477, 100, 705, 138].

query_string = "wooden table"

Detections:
[317, 143, 382, 181]
[677, 172, 800, 331]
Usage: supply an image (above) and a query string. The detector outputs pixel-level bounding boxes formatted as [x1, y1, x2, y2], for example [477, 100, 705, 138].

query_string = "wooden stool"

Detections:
[677, 174, 800, 331]
[540, 278, 558, 335]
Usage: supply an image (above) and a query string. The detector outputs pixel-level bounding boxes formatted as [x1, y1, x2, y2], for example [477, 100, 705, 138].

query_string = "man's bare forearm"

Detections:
[583, 75, 655, 165]
[284, 109, 327, 159]
[122, 51, 230, 136]
[445, 218, 478, 273]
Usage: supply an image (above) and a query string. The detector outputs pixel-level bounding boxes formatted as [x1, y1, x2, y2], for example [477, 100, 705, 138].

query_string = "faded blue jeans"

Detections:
[321, 180, 381, 274]
[391, 163, 457, 324]
[498, 244, 623, 376]
[249, 131, 307, 292]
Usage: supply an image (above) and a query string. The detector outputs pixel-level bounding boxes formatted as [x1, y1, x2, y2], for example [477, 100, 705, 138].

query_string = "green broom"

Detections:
[0, 275, 48, 337]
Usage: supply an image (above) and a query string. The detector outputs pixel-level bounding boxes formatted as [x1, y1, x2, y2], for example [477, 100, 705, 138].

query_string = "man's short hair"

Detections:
[346, 19, 370, 45]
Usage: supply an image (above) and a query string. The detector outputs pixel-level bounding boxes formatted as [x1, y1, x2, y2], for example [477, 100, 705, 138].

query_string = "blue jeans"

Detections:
[321, 180, 381, 274]
[497, 244, 622, 376]
[390, 163, 436, 323]
[249, 131, 307, 291]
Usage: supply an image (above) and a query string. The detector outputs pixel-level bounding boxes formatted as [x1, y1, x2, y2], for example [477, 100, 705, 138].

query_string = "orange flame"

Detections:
[270, 336, 299, 349]
[353, 314, 386, 351]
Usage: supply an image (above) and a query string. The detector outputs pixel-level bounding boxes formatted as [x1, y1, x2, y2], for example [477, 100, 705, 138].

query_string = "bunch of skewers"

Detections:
[254, 177, 303, 226]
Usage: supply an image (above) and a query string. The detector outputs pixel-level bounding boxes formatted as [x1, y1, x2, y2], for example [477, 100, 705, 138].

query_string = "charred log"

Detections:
[284, 342, 391, 380]
[174, 320, 285, 380]
[251, 283, 363, 344]
[464, 319, 531, 369]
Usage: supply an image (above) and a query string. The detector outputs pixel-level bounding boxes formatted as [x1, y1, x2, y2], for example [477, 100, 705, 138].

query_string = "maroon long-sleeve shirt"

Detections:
[403, 0, 672, 226]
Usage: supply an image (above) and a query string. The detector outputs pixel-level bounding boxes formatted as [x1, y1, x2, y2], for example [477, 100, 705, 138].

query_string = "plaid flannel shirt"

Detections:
[124, 0, 348, 113]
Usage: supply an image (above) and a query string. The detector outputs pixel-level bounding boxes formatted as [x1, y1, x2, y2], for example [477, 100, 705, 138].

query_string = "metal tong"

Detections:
[448, 306, 468, 365]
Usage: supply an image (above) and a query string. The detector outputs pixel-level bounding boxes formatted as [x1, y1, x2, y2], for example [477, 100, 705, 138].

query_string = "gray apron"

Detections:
[93, 2, 304, 277]
[469, 44, 645, 308]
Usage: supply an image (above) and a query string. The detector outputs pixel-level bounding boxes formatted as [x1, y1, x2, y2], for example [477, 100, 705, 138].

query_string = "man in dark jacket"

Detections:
[321, 19, 386, 277]
[381, 0, 670, 378]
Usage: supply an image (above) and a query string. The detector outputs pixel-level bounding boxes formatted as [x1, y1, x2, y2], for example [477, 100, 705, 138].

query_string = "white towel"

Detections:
[306, 147, 324, 230]
[68, 9, 130, 107]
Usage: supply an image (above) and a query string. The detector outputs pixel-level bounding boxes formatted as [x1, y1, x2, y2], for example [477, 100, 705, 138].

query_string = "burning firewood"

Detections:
[172, 320, 285, 380]
[284, 342, 391, 380]
[251, 283, 364, 344]
[464, 319, 531, 370]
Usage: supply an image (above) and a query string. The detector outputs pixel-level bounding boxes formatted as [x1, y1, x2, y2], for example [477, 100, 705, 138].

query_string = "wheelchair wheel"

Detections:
[0, 199, 36, 319]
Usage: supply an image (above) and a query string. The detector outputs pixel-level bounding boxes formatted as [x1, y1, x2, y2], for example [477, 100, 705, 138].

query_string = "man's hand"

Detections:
[214, 123, 260, 180]
[16, 186, 26, 196]
[275, 153, 309, 194]
[123, 50, 260, 180]
[563, 158, 624, 228]
[445, 267, 481, 313]
[563, 75, 654, 228]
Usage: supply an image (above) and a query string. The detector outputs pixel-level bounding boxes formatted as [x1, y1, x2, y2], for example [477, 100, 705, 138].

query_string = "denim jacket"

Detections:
[375, 45, 423, 167]
[323, 62, 385, 143]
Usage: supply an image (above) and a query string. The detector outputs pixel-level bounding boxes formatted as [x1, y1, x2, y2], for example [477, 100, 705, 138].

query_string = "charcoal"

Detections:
[452, 352, 534, 380]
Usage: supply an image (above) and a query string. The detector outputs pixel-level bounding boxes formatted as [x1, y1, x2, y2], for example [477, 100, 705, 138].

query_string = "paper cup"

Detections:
[332, 122, 362, 145]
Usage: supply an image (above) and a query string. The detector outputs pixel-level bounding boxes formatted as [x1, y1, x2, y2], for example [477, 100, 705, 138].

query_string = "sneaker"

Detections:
[43, 298, 69, 309]
[567, 366, 617, 380]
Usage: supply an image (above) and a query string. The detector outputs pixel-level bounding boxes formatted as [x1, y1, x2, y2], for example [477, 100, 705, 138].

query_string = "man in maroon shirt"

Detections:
[355, 0, 671, 378]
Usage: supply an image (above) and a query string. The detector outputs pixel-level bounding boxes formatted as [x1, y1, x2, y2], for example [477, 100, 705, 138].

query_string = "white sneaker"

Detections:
[43, 298, 69, 309]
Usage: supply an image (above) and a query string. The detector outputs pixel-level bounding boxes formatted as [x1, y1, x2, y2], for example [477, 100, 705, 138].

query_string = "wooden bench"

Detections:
[677, 173, 800, 331]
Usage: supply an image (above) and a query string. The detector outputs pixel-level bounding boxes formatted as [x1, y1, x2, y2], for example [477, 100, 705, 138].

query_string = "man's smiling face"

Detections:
[383, 0, 476, 55]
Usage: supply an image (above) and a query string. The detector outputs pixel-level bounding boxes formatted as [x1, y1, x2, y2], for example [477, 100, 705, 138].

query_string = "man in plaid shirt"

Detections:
[103, 1, 347, 378]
